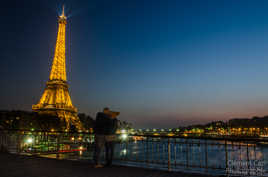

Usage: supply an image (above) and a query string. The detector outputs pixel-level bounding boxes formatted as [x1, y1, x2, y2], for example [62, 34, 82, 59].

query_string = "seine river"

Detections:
[40, 138, 268, 176]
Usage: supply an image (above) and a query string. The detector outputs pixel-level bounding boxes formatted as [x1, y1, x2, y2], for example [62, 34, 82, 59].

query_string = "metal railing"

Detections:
[0, 129, 267, 176]
[114, 135, 266, 175]
[0, 129, 94, 154]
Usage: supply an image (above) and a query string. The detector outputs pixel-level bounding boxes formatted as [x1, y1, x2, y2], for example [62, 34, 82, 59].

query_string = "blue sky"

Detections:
[2, 0, 268, 128]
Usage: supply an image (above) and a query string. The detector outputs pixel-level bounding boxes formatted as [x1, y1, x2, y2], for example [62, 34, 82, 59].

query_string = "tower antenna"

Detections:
[62, 5, 65, 17]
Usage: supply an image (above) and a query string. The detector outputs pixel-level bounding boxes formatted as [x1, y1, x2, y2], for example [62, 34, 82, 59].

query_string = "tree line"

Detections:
[0, 110, 132, 132]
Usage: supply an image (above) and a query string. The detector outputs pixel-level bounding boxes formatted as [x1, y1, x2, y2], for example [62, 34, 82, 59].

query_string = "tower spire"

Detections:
[49, 5, 67, 81]
[61, 5, 65, 17]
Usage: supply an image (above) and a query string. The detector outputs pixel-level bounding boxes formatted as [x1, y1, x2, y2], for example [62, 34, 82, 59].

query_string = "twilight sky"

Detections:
[2, 0, 268, 128]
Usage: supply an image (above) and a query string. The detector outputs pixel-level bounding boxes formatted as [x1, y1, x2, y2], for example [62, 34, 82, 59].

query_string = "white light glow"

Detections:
[121, 134, 128, 140]
[26, 138, 33, 144]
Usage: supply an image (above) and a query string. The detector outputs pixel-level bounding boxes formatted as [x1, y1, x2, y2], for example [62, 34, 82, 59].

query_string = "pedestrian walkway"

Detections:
[0, 153, 223, 177]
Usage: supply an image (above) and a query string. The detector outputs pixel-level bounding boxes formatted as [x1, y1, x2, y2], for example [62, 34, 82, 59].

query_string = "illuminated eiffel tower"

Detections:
[32, 7, 83, 131]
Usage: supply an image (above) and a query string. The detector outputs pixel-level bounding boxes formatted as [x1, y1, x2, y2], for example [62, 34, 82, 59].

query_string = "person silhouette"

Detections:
[105, 111, 119, 166]
[93, 107, 119, 168]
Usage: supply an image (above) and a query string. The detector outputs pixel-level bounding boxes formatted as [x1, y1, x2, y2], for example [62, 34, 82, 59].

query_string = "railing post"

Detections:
[199, 140, 202, 168]
[125, 137, 129, 161]
[56, 133, 60, 158]
[157, 141, 160, 164]
[151, 138, 154, 163]
[47, 132, 49, 152]
[135, 138, 138, 161]
[174, 138, 176, 167]
[246, 142, 249, 176]
[162, 140, 165, 165]
[0, 129, 7, 152]
[17, 131, 22, 154]
[186, 139, 189, 168]
[205, 139, 208, 171]
[146, 137, 149, 165]
[168, 138, 171, 171]
[225, 140, 228, 176]
[34, 132, 36, 154]
[43, 132, 45, 153]
[0, 130, 2, 151]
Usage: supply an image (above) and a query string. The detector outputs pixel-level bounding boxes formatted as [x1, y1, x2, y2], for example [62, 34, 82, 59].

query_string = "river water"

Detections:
[38, 138, 268, 176]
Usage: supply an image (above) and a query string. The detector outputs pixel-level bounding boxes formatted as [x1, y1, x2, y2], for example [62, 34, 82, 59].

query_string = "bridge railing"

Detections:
[115, 135, 266, 176]
[0, 129, 94, 154]
[0, 129, 266, 176]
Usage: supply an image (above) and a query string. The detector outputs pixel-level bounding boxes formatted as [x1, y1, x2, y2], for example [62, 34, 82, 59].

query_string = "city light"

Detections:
[121, 133, 128, 140]
[26, 137, 33, 144]
[122, 149, 127, 155]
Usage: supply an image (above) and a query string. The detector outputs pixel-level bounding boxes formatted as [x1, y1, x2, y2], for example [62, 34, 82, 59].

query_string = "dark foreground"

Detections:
[0, 153, 223, 177]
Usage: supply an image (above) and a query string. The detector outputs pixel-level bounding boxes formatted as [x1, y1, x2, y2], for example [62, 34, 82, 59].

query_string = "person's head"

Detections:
[103, 107, 110, 114]
[109, 111, 120, 118]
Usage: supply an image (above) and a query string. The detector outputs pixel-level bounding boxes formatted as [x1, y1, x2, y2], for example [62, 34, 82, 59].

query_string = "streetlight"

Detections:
[26, 137, 33, 144]
[121, 133, 128, 140]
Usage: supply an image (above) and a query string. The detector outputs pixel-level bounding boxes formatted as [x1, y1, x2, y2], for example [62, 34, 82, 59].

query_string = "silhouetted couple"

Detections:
[93, 107, 119, 168]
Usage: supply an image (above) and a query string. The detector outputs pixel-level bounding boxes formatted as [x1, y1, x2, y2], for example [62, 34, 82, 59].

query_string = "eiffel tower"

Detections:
[32, 7, 83, 131]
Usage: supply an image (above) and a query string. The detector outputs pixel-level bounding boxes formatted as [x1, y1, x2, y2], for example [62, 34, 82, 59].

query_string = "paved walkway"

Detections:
[0, 153, 223, 177]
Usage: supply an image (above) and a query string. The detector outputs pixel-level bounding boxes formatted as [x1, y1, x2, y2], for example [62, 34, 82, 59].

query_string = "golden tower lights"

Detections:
[32, 6, 83, 131]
